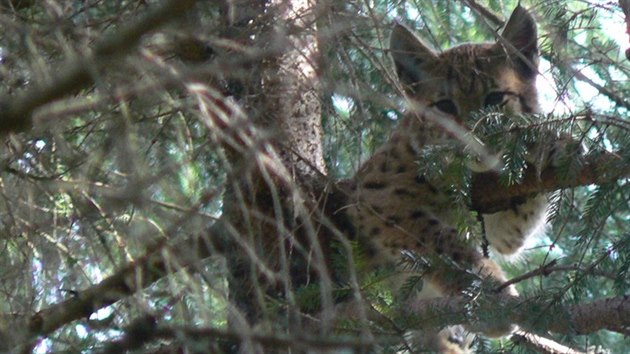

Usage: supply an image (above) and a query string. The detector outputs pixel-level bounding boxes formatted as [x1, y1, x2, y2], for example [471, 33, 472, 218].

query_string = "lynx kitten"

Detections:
[347, 6, 547, 352]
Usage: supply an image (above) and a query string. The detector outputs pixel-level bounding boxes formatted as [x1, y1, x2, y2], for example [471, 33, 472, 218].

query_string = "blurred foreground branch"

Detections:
[20, 221, 228, 351]
[0, 0, 196, 135]
[512, 330, 590, 354]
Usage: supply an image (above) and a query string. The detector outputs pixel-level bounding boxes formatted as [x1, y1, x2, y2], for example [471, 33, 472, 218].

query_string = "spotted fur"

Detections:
[347, 6, 548, 353]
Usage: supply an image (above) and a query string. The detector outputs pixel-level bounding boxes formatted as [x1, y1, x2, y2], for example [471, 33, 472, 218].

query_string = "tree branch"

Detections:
[0, 0, 196, 135]
[403, 293, 630, 336]
[471, 151, 628, 214]
[151, 324, 377, 352]
[511, 330, 588, 354]
[20, 221, 228, 350]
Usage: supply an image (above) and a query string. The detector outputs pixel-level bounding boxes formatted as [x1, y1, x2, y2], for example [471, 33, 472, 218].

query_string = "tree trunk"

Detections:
[216, 0, 331, 346]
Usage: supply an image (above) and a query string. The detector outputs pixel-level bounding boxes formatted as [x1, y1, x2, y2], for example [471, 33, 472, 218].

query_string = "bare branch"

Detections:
[0, 0, 197, 135]
[498, 260, 618, 292]
[496, 259, 559, 292]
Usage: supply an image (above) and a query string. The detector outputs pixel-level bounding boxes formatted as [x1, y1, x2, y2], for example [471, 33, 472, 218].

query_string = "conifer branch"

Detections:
[404, 293, 630, 337]
[497, 260, 618, 292]
[471, 152, 628, 214]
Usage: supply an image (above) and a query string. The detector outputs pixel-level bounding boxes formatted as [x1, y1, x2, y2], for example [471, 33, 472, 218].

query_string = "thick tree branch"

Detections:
[0, 0, 196, 135]
[403, 293, 630, 336]
[471, 152, 628, 214]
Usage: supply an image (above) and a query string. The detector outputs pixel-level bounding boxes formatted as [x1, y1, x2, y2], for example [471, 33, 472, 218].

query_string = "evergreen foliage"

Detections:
[0, 0, 627, 352]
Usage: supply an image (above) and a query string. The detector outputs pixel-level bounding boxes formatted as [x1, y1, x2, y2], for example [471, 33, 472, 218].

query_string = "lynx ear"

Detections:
[390, 23, 438, 92]
[499, 5, 539, 78]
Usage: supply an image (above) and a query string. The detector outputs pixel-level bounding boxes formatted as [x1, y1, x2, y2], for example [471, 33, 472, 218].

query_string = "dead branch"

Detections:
[0, 0, 197, 135]
[496, 259, 559, 292]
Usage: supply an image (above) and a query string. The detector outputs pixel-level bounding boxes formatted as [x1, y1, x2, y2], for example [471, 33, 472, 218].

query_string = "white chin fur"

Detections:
[483, 194, 549, 260]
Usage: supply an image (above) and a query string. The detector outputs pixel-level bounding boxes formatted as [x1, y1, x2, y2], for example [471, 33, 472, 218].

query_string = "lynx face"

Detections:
[390, 7, 540, 124]
[386, 6, 547, 256]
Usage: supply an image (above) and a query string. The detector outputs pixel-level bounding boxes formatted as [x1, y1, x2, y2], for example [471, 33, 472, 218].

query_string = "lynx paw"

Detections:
[406, 325, 475, 354]
[526, 134, 583, 170]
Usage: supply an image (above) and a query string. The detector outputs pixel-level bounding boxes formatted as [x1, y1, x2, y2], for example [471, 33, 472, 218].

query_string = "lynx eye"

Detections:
[433, 99, 458, 116]
[483, 91, 508, 108]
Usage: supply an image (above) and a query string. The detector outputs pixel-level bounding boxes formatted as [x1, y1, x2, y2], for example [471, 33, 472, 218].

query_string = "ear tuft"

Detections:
[389, 23, 438, 93]
[500, 5, 539, 78]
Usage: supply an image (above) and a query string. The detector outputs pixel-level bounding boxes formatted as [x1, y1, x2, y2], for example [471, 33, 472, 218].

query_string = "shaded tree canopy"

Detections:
[0, 0, 629, 353]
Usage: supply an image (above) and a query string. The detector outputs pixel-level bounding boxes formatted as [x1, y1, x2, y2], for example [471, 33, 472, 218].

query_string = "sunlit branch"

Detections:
[471, 151, 628, 214]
